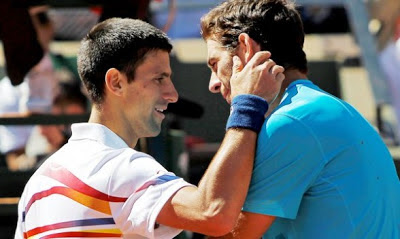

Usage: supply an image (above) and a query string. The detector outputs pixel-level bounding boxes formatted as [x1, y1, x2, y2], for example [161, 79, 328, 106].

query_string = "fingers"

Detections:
[259, 57, 284, 79]
[251, 52, 281, 77]
[249, 51, 272, 66]
[232, 55, 244, 74]
[229, 50, 284, 102]
[276, 72, 285, 82]
[233, 51, 273, 73]
[271, 65, 284, 75]
[260, 58, 276, 73]
[270, 65, 285, 83]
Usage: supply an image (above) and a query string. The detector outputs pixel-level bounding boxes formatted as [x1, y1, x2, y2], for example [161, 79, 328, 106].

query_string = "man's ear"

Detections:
[237, 33, 261, 64]
[105, 68, 124, 97]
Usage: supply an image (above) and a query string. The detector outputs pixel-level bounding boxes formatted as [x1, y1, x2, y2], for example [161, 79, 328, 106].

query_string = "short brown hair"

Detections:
[201, 0, 308, 73]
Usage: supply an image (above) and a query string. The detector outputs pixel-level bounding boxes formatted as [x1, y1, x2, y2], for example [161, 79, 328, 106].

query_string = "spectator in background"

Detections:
[10, 73, 88, 171]
[299, 6, 349, 34]
[378, 14, 400, 142]
[98, 0, 151, 22]
[0, 6, 59, 171]
[369, 0, 400, 143]
[38, 78, 88, 159]
[97, 0, 177, 33]
[0, 0, 44, 86]
[149, 0, 177, 33]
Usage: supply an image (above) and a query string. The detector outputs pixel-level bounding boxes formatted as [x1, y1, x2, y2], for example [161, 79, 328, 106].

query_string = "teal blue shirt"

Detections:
[243, 80, 400, 239]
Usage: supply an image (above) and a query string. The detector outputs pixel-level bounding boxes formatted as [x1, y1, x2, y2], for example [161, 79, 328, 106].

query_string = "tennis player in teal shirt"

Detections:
[244, 79, 400, 238]
[201, 0, 400, 238]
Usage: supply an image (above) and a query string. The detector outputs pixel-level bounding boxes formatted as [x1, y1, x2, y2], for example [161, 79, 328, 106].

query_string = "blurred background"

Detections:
[0, 0, 400, 238]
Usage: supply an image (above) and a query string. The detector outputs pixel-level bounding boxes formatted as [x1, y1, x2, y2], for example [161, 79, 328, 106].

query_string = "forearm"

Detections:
[196, 129, 256, 223]
[157, 128, 257, 236]
[208, 211, 276, 239]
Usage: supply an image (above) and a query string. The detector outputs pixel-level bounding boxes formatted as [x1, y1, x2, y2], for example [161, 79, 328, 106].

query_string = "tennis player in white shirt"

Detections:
[15, 18, 284, 238]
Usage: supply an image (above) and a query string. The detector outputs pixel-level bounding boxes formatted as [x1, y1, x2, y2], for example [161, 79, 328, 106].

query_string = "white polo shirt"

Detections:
[15, 123, 193, 239]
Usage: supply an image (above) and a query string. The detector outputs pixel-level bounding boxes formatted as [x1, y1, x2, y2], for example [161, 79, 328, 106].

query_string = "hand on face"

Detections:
[229, 51, 285, 104]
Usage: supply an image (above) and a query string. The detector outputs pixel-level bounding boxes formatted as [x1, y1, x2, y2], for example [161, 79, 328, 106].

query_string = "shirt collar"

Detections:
[277, 79, 313, 105]
[69, 123, 129, 149]
[286, 79, 312, 91]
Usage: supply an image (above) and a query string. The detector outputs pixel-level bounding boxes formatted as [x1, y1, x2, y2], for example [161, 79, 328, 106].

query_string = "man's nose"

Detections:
[208, 73, 221, 93]
[164, 80, 179, 103]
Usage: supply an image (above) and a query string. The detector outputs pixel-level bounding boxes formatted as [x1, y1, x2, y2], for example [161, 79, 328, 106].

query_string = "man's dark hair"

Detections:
[201, 0, 308, 73]
[77, 18, 173, 105]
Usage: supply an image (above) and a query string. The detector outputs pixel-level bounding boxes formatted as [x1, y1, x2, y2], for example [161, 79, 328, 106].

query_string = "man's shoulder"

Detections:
[43, 142, 157, 177]
[273, 83, 353, 123]
[263, 86, 349, 141]
[123, 148, 153, 161]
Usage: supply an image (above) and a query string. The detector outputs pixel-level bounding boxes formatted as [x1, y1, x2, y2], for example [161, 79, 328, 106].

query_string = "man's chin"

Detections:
[147, 125, 162, 138]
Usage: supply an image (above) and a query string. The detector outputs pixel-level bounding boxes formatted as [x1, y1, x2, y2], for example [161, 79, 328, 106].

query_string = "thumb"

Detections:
[232, 55, 243, 74]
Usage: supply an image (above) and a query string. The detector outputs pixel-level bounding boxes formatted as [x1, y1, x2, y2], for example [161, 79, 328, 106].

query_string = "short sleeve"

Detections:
[109, 153, 193, 239]
[243, 114, 326, 219]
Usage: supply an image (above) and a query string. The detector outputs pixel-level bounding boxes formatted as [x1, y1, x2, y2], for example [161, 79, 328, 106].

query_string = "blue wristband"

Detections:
[226, 94, 269, 132]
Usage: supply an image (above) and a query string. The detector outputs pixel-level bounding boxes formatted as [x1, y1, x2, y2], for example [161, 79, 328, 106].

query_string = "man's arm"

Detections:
[157, 51, 284, 236]
[210, 211, 276, 239]
[158, 128, 257, 236]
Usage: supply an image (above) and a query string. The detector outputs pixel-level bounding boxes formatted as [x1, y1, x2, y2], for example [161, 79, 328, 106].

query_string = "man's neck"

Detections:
[266, 69, 308, 116]
[88, 104, 139, 148]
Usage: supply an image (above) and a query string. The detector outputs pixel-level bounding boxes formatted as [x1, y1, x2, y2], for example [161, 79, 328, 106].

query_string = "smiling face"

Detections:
[206, 39, 235, 104]
[122, 49, 178, 139]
